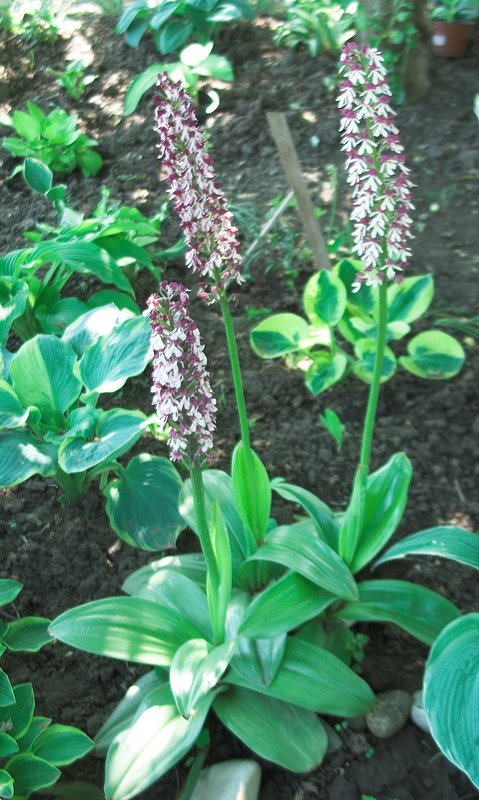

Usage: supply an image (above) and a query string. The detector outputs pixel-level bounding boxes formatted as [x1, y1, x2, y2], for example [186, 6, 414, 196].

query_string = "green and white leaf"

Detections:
[305, 352, 348, 395]
[399, 330, 465, 379]
[353, 339, 397, 383]
[303, 269, 347, 326]
[79, 315, 151, 394]
[250, 313, 329, 358]
[386, 274, 434, 324]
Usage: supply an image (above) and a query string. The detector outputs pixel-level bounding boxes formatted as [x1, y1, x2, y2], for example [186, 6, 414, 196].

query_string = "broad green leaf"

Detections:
[63, 305, 133, 356]
[171, 639, 235, 718]
[36, 298, 87, 336]
[58, 408, 148, 473]
[50, 597, 204, 667]
[4, 753, 60, 795]
[334, 579, 460, 645]
[424, 614, 479, 788]
[0, 580, 22, 607]
[79, 316, 151, 394]
[303, 269, 347, 326]
[207, 502, 232, 643]
[31, 241, 131, 293]
[116, 0, 149, 34]
[77, 149, 103, 178]
[347, 316, 410, 342]
[23, 158, 53, 194]
[376, 526, 479, 570]
[228, 637, 374, 717]
[87, 291, 140, 315]
[350, 453, 413, 573]
[12, 109, 41, 140]
[250, 524, 357, 601]
[158, 17, 193, 53]
[39, 781, 106, 799]
[0, 671, 15, 707]
[193, 53, 234, 82]
[124, 64, 166, 115]
[239, 572, 334, 639]
[335, 258, 375, 315]
[16, 717, 51, 751]
[32, 724, 94, 766]
[231, 443, 271, 543]
[123, 554, 206, 596]
[0, 769, 13, 798]
[180, 41, 213, 65]
[3, 617, 52, 652]
[104, 685, 213, 800]
[399, 330, 465, 379]
[305, 352, 348, 395]
[271, 479, 339, 550]
[214, 687, 327, 772]
[95, 672, 167, 756]
[0, 732, 18, 757]
[386, 274, 434, 324]
[0, 430, 57, 487]
[353, 339, 397, 383]
[104, 454, 185, 550]
[0, 278, 29, 346]
[150, 2, 181, 29]
[0, 684, 34, 739]
[132, 570, 212, 640]
[10, 336, 81, 418]
[250, 313, 329, 358]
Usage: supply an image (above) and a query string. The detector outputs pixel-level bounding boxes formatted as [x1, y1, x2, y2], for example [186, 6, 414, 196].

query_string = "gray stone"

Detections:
[366, 690, 412, 739]
[410, 689, 431, 734]
[190, 759, 261, 800]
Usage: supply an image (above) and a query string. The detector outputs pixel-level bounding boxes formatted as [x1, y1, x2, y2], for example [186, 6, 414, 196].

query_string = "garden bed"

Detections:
[0, 9, 479, 800]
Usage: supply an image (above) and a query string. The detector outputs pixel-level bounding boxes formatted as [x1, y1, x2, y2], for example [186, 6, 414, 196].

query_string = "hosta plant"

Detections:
[48, 58, 477, 800]
[250, 260, 465, 395]
[1, 103, 102, 177]
[0, 579, 94, 799]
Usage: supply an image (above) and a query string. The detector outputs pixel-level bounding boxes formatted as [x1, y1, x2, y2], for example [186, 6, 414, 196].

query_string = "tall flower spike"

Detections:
[337, 43, 414, 292]
[147, 281, 217, 463]
[154, 73, 244, 302]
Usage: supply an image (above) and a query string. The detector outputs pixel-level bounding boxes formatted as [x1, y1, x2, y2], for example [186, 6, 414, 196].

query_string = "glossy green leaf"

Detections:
[250, 524, 357, 601]
[193, 52, 234, 81]
[335, 258, 375, 314]
[350, 453, 413, 573]
[387, 274, 434, 323]
[376, 525, 479, 570]
[0, 278, 29, 346]
[0, 732, 18, 757]
[171, 639, 235, 718]
[16, 717, 51, 751]
[23, 157, 53, 194]
[95, 672, 167, 756]
[214, 686, 327, 772]
[79, 316, 151, 394]
[10, 336, 81, 418]
[334, 579, 460, 645]
[424, 614, 479, 788]
[3, 617, 52, 652]
[347, 315, 410, 342]
[305, 352, 348, 395]
[0, 671, 15, 707]
[0, 769, 13, 798]
[399, 330, 465, 379]
[0, 580, 22, 607]
[0, 429, 57, 487]
[87, 291, 140, 315]
[31, 241, 131, 292]
[207, 502, 232, 643]
[36, 298, 87, 336]
[239, 571, 334, 639]
[104, 454, 184, 551]
[5, 753, 60, 795]
[231, 442, 271, 543]
[158, 17, 193, 53]
[62, 305, 133, 357]
[49, 597, 204, 667]
[353, 339, 397, 383]
[58, 408, 148, 473]
[0, 684, 34, 739]
[104, 684, 213, 800]
[32, 724, 94, 766]
[271, 480, 339, 550]
[303, 269, 347, 326]
[132, 569, 212, 640]
[40, 781, 106, 799]
[250, 313, 329, 358]
[124, 64, 166, 115]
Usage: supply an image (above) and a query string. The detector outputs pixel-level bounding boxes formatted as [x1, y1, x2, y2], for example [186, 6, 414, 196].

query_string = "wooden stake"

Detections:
[267, 111, 330, 271]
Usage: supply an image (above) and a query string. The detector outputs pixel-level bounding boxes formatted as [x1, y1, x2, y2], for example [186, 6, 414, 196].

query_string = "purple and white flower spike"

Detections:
[337, 43, 414, 292]
[147, 281, 217, 463]
[154, 73, 243, 302]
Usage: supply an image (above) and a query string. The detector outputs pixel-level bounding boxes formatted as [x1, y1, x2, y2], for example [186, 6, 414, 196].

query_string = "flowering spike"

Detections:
[154, 74, 243, 302]
[147, 282, 217, 463]
[337, 43, 414, 292]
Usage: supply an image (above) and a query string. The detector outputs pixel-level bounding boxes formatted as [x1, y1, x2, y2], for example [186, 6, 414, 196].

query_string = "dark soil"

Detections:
[1, 10, 479, 800]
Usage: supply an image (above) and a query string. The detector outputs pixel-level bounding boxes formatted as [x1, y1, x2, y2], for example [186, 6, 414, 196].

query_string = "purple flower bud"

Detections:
[154, 74, 244, 303]
[147, 282, 217, 463]
[337, 43, 414, 291]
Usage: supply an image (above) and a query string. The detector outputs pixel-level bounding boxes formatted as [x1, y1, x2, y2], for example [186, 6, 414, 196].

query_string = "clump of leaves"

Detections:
[48, 59, 98, 100]
[0, 102, 102, 177]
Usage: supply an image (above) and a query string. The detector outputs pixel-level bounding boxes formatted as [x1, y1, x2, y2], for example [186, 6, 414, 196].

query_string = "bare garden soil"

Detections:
[1, 11, 479, 800]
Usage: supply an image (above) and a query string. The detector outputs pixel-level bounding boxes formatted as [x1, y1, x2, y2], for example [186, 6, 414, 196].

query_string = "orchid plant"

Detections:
[48, 47, 478, 799]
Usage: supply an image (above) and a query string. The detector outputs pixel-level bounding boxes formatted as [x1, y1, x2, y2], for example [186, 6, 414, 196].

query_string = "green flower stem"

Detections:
[358, 279, 388, 479]
[219, 294, 251, 451]
[189, 457, 219, 589]
[179, 740, 210, 800]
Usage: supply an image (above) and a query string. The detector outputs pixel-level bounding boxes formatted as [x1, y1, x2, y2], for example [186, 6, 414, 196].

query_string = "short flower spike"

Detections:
[154, 74, 244, 302]
[147, 282, 217, 463]
[337, 43, 414, 291]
